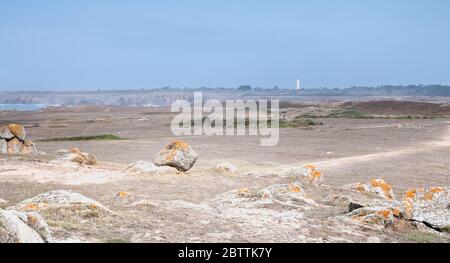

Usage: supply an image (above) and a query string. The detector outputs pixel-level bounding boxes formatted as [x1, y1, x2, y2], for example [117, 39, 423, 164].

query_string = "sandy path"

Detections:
[312, 126, 450, 169]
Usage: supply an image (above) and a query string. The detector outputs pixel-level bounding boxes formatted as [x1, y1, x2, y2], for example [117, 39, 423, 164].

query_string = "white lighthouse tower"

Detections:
[296, 79, 301, 94]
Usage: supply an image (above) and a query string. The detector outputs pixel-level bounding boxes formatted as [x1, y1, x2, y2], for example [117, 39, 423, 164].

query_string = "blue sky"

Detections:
[1, 0, 449, 91]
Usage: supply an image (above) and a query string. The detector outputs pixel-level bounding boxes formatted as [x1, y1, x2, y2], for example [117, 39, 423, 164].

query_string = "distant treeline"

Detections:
[157, 84, 450, 97]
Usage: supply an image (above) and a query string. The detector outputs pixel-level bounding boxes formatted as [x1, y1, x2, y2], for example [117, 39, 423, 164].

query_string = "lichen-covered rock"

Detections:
[402, 187, 450, 229]
[347, 205, 402, 227]
[0, 125, 40, 155]
[55, 147, 98, 166]
[7, 124, 26, 141]
[215, 162, 238, 174]
[281, 164, 323, 185]
[344, 179, 395, 200]
[125, 161, 178, 176]
[257, 183, 307, 202]
[16, 190, 109, 213]
[0, 126, 14, 140]
[109, 192, 135, 208]
[7, 138, 23, 154]
[0, 209, 51, 243]
[236, 183, 316, 205]
[154, 140, 198, 172]
[0, 139, 6, 154]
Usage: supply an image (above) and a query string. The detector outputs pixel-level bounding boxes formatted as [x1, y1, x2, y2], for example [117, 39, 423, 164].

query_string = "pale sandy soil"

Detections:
[0, 106, 449, 243]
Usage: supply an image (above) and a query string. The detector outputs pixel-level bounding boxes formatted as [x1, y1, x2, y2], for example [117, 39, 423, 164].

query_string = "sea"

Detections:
[0, 104, 47, 112]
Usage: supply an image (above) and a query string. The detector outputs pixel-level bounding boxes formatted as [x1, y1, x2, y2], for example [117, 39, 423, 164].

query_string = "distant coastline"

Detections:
[0, 103, 47, 112]
[1, 85, 450, 108]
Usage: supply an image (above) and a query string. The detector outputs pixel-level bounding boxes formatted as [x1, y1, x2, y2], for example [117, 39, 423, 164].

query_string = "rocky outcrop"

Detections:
[0, 124, 40, 155]
[347, 205, 402, 227]
[402, 187, 450, 230]
[281, 164, 323, 185]
[124, 161, 178, 176]
[154, 140, 198, 172]
[339, 181, 450, 234]
[16, 190, 109, 214]
[0, 209, 51, 243]
[55, 147, 98, 166]
[236, 183, 317, 205]
[344, 179, 395, 200]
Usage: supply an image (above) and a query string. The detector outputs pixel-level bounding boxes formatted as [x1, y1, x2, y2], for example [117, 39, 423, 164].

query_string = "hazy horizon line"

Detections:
[2, 83, 450, 93]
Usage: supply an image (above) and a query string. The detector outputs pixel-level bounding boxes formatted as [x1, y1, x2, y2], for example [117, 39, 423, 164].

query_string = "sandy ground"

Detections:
[1, 106, 449, 243]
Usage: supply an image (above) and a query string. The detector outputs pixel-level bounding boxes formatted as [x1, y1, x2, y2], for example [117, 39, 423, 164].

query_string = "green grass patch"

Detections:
[327, 109, 374, 119]
[280, 117, 323, 128]
[406, 230, 445, 243]
[187, 116, 322, 129]
[297, 110, 440, 120]
[39, 134, 126, 142]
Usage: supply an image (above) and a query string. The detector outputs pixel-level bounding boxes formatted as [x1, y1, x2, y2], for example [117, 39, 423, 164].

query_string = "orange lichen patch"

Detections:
[163, 140, 190, 162]
[422, 187, 446, 200]
[169, 140, 190, 150]
[370, 179, 394, 200]
[23, 203, 39, 211]
[88, 204, 98, 210]
[116, 191, 130, 198]
[289, 184, 302, 193]
[7, 124, 26, 140]
[370, 179, 392, 192]
[405, 189, 417, 199]
[406, 187, 446, 201]
[303, 164, 323, 184]
[304, 164, 316, 170]
[392, 209, 401, 217]
[311, 170, 322, 179]
[430, 187, 445, 193]
[377, 210, 392, 219]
